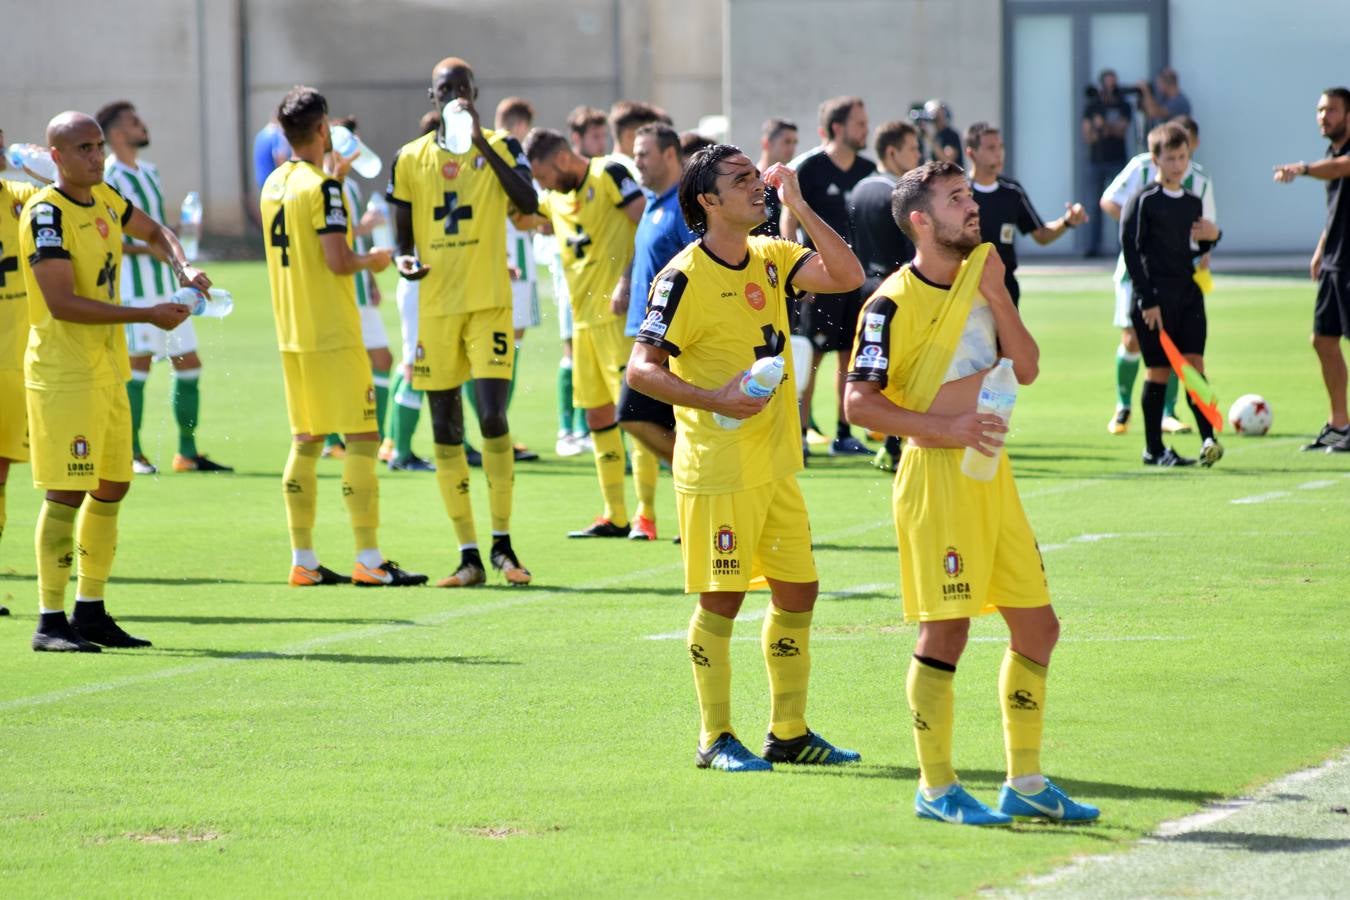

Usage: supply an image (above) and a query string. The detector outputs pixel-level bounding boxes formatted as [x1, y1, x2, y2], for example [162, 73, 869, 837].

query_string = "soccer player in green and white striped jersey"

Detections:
[1100, 115, 1216, 437]
[97, 101, 231, 474]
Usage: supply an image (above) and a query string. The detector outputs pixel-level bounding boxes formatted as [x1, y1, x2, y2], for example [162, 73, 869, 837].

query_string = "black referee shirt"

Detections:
[849, 171, 915, 295]
[972, 176, 1045, 301]
[790, 148, 875, 247]
[1120, 183, 1220, 308]
[1321, 138, 1350, 272]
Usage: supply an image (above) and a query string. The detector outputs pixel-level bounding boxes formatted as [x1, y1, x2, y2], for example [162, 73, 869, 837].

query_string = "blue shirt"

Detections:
[253, 123, 291, 195]
[626, 183, 697, 336]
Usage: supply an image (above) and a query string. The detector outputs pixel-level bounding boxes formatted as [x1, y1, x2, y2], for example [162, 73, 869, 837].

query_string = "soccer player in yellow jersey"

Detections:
[20, 112, 206, 652]
[843, 161, 1099, 823]
[523, 128, 646, 538]
[261, 86, 427, 589]
[627, 144, 864, 771]
[387, 58, 538, 587]
[1, 164, 41, 613]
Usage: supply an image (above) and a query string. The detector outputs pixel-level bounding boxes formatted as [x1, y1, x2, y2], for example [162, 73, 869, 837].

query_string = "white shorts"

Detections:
[512, 280, 540, 331]
[396, 277, 419, 365]
[1113, 278, 1133, 329]
[360, 304, 389, 350]
[124, 297, 198, 360]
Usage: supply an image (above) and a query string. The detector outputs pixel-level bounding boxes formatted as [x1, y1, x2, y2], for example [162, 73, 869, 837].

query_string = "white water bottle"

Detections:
[330, 125, 382, 179]
[366, 193, 393, 248]
[5, 143, 56, 182]
[172, 286, 234, 318]
[961, 358, 1018, 481]
[441, 102, 474, 154]
[713, 356, 786, 430]
[179, 191, 202, 261]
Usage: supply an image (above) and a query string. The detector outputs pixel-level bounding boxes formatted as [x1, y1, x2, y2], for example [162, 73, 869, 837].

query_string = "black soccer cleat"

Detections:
[0, 604, 10, 617]
[32, 618, 102, 653]
[567, 518, 631, 539]
[1142, 447, 1196, 468]
[489, 539, 532, 585]
[353, 560, 430, 587]
[173, 453, 234, 473]
[1301, 423, 1349, 452]
[1327, 432, 1350, 454]
[70, 609, 152, 648]
[762, 730, 861, 765]
[387, 453, 436, 472]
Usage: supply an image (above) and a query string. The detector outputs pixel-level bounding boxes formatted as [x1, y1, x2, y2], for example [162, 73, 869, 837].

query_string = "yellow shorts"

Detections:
[572, 318, 629, 410]
[411, 307, 515, 391]
[0, 369, 29, 462]
[893, 447, 1049, 623]
[27, 383, 132, 489]
[678, 475, 817, 594]
[280, 347, 377, 436]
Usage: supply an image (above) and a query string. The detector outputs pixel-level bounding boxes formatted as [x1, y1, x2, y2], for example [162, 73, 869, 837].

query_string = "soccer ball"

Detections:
[1228, 394, 1273, 436]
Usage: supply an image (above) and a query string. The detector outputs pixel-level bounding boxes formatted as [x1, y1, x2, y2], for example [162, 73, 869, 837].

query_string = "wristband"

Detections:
[1300, 162, 1310, 176]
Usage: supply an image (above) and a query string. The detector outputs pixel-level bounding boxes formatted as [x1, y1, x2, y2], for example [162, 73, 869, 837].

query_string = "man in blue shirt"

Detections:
[618, 123, 695, 541]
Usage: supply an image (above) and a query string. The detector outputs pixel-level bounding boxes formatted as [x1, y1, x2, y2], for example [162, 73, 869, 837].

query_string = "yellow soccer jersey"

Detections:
[20, 183, 134, 389]
[635, 236, 815, 494]
[845, 265, 953, 405]
[538, 157, 642, 330]
[260, 160, 361, 353]
[1, 179, 40, 372]
[386, 128, 529, 318]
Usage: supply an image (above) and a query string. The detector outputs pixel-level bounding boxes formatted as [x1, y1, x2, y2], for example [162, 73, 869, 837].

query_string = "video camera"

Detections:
[1085, 84, 1143, 102]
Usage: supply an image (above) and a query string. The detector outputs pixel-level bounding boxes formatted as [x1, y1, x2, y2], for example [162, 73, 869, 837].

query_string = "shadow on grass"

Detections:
[150, 647, 518, 665]
[1159, 830, 1350, 853]
[791, 764, 1225, 804]
[121, 614, 417, 626]
[812, 543, 894, 554]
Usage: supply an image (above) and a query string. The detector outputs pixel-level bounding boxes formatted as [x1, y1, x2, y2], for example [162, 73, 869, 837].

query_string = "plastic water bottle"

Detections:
[713, 356, 786, 430]
[179, 191, 202, 261]
[330, 125, 383, 179]
[172, 286, 234, 318]
[4, 143, 57, 182]
[961, 358, 1018, 481]
[441, 102, 474, 154]
[366, 193, 393, 248]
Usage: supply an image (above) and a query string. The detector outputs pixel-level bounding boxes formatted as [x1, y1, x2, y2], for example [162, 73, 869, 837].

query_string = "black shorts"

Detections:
[794, 289, 863, 353]
[617, 379, 675, 431]
[1130, 284, 1206, 368]
[1314, 268, 1350, 337]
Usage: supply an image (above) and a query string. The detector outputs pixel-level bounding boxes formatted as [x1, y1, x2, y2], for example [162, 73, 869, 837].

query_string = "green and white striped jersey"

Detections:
[343, 178, 375, 307]
[104, 157, 175, 300]
[1104, 152, 1216, 284]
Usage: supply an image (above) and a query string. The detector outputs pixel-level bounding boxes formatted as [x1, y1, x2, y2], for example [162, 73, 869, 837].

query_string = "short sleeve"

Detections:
[314, 178, 349, 235]
[1014, 182, 1045, 234]
[774, 239, 816, 297]
[1103, 157, 1139, 208]
[634, 268, 690, 356]
[603, 161, 642, 208]
[26, 201, 70, 263]
[387, 149, 411, 207]
[498, 136, 531, 177]
[106, 186, 135, 226]
[846, 294, 898, 387]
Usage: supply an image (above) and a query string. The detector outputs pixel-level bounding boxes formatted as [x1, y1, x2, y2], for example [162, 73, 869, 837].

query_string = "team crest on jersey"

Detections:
[442, 160, 460, 180]
[366, 385, 376, 404]
[651, 279, 673, 308]
[744, 282, 765, 310]
[715, 525, 736, 554]
[862, 312, 886, 343]
[586, 186, 595, 202]
[473, 155, 487, 170]
[10, 200, 20, 219]
[415, 342, 426, 361]
[70, 435, 90, 460]
[943, 547, 963, 578]
[95, 217, 109, 239]
[765, 261, 779, 288]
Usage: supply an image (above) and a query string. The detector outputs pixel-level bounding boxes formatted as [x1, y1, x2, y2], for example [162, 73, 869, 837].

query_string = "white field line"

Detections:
[1232, 475, 1346, 504]
[1297, 479, 1338, 490]
[642, 584, 894, 640]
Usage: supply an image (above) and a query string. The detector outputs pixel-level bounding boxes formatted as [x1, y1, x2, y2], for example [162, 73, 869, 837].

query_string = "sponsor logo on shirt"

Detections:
[855, 343, 887, 369]
[999, 223, 1015, 244]
[745, 282, 766, 310]
[34, 204, 55, 226]
[715, 525, 736, 554]
[619, 177, 639, 196]
[765, 261, 778, 288]
[651, 279, 673, 308]
[442, 160, 460, 180]
[639, 308, 667, 336]
[95, 217, 109, 239]
[35, 227, 61, 249]
[863, 312, 886, 343]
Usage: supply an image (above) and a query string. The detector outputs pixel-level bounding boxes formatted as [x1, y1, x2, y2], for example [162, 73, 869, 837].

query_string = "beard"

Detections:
[934, 216, 981, 255]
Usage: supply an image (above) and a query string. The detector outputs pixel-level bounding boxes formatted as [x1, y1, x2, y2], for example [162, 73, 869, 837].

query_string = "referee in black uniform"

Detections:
[965, 122, 1087, 306]
[1274, 86, 1350, 453]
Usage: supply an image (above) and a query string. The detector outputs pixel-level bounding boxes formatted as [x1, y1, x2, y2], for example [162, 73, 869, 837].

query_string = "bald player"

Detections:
[387, 57, 539, 587]
[21, 112, 207, 651]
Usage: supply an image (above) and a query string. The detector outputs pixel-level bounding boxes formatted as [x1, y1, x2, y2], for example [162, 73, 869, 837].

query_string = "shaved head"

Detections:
[432, 56, 471, 80]
[428, 56, 478, 112]
[47, 110, 99, 148]
[45, 111, 107, 191]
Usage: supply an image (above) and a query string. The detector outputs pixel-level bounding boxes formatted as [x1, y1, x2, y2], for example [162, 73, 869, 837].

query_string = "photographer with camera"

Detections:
[1082, 70, 1133, 257]
[910, 99, 962, 168]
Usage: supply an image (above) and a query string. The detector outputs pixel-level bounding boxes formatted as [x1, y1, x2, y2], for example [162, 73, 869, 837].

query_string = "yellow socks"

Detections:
[342, 439, 381, 553]
[762, 605, 812, 739]
[632, 442, 658, 522]
[35, 500, 78, 612]
[482, 434, 514, 534]
[689, 605, 734, 750]
[590, 424, 628, 526]
[434, 443, 478, 547]
[999, 649, 1047, 780]
[906, 656, 958, 792]
[75, 495, 120, 600]
[282, 440, 322, 553]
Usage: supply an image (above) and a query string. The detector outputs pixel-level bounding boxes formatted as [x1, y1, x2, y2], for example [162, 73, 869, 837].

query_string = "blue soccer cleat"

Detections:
[763, 730, 861, 765]
[998, 779, 1100, 822]
[914, 784, 1013, 826]
[696, 733, 773, 772]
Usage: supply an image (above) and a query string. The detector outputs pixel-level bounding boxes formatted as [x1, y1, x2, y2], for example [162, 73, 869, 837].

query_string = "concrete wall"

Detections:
[725, 0, 1002, 160]
[0, 0, 723, 240]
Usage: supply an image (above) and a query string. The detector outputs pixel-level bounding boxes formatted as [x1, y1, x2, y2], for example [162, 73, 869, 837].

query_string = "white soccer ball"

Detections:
[1228, 393, 1273, 436]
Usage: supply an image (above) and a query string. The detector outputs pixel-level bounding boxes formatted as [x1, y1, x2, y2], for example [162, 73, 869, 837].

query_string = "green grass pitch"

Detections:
[0, 264, 1346, 897]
